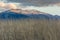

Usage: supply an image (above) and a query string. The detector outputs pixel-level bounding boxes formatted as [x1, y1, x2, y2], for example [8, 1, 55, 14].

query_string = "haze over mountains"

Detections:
[0, 8, 59, 20]
[0, 2, 60, 15]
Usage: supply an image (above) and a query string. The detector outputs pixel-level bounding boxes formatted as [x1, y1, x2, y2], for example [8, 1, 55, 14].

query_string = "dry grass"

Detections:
[0, 19, 60, 40]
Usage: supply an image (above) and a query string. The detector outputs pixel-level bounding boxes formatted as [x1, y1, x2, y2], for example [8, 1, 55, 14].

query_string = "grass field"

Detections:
[0, 19, 60, 40]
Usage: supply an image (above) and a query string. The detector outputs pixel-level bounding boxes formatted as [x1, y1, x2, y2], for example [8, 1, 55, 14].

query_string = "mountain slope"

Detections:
[0, 11, 29, 19]
[0, 10, 60, 20]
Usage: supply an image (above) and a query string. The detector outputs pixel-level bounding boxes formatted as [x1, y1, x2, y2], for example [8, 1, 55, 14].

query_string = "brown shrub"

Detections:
[0, 19, 59, 40]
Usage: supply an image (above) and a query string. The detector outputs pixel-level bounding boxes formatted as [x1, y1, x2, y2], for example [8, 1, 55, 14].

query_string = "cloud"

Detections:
[7, 3, 17, 9]
[6, 0, 60, 6]
[0, 2, 6, 8]
[0, 2, 22, 9]
[55, 3, 60, 6]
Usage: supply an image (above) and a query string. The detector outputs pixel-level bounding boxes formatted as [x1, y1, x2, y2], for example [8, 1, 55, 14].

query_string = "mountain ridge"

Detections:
[0, 10, 60, 20]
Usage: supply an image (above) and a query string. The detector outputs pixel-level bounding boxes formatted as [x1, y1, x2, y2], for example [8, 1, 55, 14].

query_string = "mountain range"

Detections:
[0, 9, 60, 20]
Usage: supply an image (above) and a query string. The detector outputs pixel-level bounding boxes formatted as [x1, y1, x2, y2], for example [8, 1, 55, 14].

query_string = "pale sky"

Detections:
[37, 6, 60, 15]
[23, 5, 60, 15]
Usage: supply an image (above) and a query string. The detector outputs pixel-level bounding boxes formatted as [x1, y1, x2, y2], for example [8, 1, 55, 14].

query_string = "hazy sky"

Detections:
[0, 0, 60, 15]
